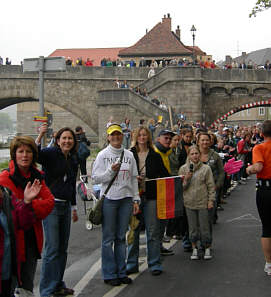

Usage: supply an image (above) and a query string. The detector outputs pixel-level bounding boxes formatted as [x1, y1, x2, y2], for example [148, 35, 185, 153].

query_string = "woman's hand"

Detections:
[24, 179, 42, 204]
[184, 172, 193, 183]
[133, 202, 140, 215]
[36, 123, 48, 144]
[136, 175, 143, 183]
[111, 163, 121, 172]
[72, 210, 78, 222]
[207, 201, 214, 210]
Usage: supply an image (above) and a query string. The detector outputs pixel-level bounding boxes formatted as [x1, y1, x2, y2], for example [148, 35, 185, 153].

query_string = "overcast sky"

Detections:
[1, 0, 270, 64]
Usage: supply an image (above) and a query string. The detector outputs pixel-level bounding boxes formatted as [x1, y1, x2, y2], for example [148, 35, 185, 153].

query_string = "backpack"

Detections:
[77, 142, 90, 161]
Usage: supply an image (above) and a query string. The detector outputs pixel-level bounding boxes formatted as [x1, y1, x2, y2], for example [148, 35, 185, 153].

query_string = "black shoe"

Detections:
[104, 278, 121, 286]
[119, 276, 133, 284]
[217, 205, 224, 211]
[126, 268, 139, 275]
[152, 270, 162, 276]
[160, 247, 174, 256]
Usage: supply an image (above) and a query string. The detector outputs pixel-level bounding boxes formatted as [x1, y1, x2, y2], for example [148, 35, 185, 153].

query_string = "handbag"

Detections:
[88, 150, 124, 225]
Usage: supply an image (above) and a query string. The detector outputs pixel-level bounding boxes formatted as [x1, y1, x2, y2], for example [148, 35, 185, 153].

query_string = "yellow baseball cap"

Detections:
[107, 124, 123, 135]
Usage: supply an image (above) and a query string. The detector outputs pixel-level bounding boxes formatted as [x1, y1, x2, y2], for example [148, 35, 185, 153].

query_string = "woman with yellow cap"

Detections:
[92, 124, 140, 286]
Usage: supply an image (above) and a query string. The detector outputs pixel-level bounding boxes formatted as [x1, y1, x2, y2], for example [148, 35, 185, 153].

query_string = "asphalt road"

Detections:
[33, 176, 271, 297]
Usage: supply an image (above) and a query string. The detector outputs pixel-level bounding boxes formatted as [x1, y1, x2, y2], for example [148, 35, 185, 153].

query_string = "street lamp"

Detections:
[190, 25, 196, 64]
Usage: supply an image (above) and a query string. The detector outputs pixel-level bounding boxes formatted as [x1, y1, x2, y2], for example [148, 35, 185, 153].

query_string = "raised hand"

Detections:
[24, 179, 42, 204]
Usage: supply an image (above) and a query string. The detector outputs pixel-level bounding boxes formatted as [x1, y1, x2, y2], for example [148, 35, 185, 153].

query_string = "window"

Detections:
[259, 107, 265, 116]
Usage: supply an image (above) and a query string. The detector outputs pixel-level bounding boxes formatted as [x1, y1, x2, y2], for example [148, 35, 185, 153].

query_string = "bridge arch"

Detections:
[0, 78, 99, 134]
[210, 98, 271, 127]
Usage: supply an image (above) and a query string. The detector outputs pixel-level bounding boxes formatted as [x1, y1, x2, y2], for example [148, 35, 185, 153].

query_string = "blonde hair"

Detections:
[187, 145, 200, 155]
[131, 126, 154, 150]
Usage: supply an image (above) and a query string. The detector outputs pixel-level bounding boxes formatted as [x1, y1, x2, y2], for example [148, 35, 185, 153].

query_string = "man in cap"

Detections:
[153, 130, 175, 256]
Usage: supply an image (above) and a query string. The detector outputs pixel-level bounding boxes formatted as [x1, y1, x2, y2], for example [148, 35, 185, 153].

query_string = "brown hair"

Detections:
[131, 126, 154, 151]
[180, 128, 193, 136]
[196, 132, 211, 145]
[55, 127, 77, 154]
[10, 136, 38, 165]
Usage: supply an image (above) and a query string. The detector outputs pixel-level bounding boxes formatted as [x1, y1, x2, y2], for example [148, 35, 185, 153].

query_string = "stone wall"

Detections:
[2, 66, 271, 145]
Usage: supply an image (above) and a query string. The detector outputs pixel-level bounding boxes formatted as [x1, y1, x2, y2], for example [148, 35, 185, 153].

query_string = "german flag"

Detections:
[155, 176, 183, 219]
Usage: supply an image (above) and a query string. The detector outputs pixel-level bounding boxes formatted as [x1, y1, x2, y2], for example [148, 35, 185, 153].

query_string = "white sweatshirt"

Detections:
[92, 145, 140, 202]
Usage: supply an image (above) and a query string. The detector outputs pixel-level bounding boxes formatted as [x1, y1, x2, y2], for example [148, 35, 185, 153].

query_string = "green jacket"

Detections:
[204, 149, 225, 189]
[178, 161, 216, 209]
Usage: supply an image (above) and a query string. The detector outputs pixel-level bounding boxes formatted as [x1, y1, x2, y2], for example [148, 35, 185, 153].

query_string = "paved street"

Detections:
[33, 176, 270, 297]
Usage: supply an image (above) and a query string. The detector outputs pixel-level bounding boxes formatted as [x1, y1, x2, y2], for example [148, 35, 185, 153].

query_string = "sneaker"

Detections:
[204, 248, 212, 260]
[264, 263, 271, 275]
[14, 288, 35, 297]
[190, 248, 199, 260]
[160, 246, 174, 256]
[217, 205, 224, 211]
[162, 235, 171, 243]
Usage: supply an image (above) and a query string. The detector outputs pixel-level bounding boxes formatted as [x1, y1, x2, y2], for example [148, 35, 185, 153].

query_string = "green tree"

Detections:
[250, 0, 271, 17]
[0, 113, 13, 132]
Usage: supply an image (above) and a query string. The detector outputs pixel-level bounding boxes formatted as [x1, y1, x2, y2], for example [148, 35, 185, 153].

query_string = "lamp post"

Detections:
[190, 25, 196, 64]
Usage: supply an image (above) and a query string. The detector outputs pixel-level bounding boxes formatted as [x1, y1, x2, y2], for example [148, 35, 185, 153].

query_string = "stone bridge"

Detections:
[1, 65, 271, 145]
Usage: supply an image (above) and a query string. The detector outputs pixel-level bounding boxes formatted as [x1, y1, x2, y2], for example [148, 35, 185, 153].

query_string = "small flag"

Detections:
[148, 176, 183, 219]
[33, 116, 48, 122]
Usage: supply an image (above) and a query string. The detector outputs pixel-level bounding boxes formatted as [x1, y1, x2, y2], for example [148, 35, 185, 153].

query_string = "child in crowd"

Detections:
[178, 145, 216, 260]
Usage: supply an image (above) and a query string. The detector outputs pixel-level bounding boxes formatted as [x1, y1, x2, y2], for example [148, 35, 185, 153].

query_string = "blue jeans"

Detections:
[102, 197, 133, 280]
[40, 202, 71, 297]
[127, 199, 162, 272]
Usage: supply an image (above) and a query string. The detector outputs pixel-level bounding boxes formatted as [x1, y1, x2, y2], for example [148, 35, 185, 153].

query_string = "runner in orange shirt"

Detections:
[247, 120, 271, 276]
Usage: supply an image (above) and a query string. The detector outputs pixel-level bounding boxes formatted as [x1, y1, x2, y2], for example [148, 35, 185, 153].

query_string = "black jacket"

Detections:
[130, 147, 169, 200]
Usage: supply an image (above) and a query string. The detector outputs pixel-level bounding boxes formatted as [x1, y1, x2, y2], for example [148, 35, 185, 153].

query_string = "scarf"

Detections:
[9, 162, 43, 190]
[155, 141, 171, 153]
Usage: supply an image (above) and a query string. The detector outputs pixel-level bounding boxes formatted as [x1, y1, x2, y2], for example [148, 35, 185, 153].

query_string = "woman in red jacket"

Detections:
[0, 181, 41, 297]
[0, 136, 54, 296]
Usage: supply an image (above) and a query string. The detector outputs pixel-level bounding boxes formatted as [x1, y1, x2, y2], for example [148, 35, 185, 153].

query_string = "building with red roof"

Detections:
[49, 14, 210, 67]
[49, 48, 124, 66]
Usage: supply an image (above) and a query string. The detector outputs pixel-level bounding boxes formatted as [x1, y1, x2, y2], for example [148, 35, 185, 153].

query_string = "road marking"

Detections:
[226, 213, 260, 223]
[72, 238, 177, 297]
[74, 259, 101, 297]
[102, 239, 177, 297]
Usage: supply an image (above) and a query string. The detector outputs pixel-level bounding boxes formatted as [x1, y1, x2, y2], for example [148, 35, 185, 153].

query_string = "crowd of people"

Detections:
[2, 55, 271, 70]
[113, 79, 169, 111]
[222, 59, 271, 70]
[0, 57, 11, 65]
[1, 117, 271, 296]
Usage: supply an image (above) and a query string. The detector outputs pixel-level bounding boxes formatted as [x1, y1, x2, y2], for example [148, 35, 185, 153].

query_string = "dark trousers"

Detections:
[20, 239, 38, 292]
[79, 159, 87, 176]
[1, 279, 11, 297]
